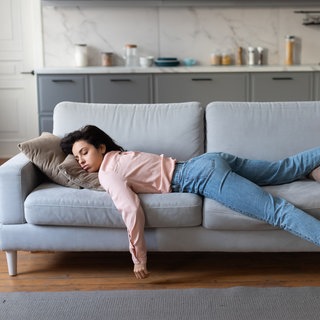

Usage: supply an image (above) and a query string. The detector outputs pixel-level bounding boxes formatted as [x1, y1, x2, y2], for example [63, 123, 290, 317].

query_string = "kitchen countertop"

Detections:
[35, 64, 320, 74]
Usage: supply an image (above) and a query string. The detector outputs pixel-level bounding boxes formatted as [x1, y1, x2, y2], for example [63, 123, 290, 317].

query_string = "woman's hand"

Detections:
[134, 263, 150, 279]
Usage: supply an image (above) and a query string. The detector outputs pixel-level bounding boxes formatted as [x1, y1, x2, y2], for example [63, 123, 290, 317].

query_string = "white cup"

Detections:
[139, 56, 154, 67]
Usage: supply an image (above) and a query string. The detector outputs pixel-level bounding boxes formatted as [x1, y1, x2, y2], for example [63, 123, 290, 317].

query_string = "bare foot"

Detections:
[308, 167, 320, 182]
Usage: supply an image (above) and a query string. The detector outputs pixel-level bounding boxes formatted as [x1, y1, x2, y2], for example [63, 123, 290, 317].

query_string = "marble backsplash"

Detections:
[42, 5, 320, 67]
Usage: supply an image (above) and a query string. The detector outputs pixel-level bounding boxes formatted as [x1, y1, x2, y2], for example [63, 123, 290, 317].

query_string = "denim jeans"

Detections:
[171, 147, 320, 246]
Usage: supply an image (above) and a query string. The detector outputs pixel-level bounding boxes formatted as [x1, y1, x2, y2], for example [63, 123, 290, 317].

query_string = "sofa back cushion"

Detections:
[206, 101, 320, 160]
[53, 101, 204, 161]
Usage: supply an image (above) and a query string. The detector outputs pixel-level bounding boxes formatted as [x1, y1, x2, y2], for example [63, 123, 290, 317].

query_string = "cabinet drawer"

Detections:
[37, 75, 88, 113]
[250, 72, 313, 101]
[89, 74, 152, 103]
[154, 73, 248, 105]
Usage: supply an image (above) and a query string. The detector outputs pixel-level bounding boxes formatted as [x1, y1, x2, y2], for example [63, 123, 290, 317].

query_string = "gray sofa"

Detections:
[1, 100, 320, 276]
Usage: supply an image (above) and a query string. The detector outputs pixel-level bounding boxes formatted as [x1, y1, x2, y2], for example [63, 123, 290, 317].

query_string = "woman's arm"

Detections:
[99, 171, 149, 279]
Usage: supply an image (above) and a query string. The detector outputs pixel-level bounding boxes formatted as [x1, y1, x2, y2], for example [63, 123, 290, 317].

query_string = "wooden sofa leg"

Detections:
[5, 251, 17, 276]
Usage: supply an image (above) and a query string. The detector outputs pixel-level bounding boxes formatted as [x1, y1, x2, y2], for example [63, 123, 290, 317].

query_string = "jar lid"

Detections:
[125, 44, 137, 48]
[75, 44, 87, 46]
[285, 35, 295, 39]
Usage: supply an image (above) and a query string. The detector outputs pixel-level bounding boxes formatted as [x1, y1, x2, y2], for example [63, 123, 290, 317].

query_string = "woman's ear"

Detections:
[100, 144, 107, 155]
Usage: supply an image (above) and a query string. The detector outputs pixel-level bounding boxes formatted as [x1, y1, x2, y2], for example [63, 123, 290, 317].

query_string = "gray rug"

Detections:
[1, 287, 320, 320]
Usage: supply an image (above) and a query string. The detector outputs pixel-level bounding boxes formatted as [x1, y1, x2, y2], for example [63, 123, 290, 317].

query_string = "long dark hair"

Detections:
[60, 125, 124, 155]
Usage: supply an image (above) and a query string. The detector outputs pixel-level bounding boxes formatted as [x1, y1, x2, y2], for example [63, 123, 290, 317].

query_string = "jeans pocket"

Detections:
[181, 155, 217, 193]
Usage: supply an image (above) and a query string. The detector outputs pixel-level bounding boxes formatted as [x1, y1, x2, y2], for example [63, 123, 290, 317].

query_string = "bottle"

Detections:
[285, 35, 295, 65]
[236, 47, 243, 65]
[247, 47, 255, 66]
[74, 44, 88, 67]
[124, 44, 138, 67]
[257, 47, 264, 65]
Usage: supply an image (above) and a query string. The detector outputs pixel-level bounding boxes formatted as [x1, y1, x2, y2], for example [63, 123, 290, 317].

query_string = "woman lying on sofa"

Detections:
[60, 124, 320, 280]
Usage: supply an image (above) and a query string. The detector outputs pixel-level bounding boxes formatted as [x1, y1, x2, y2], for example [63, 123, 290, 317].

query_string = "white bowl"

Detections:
[139, 56, 154, 67]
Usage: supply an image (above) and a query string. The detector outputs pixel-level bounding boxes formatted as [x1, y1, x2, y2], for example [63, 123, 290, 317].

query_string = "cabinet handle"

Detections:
[21, 70, 35, 75]
[272, 77, 293, 80]
[191, 78, 212, 81]
[52, 79, 75, 83]
[110, 79, 132, 82]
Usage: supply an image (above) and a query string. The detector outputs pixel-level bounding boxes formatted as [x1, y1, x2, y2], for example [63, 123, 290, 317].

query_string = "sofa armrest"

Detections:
[0, 153, 44, 224]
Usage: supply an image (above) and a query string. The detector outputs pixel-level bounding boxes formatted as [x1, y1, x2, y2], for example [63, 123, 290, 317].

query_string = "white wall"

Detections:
[42, 5, 320, 67]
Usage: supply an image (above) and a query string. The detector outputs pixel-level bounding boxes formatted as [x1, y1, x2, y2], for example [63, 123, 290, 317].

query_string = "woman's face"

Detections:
[72, 140, 106, 173]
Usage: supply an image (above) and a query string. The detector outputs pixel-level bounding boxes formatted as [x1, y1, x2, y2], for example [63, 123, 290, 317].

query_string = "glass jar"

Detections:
[222, 51, 232, 65]
[285, 35, 295, 65]
[210, 51, 222, 66]
[124, 44, 138, 67]
[74, 44, 88, 67]
[101, 52, 113, 67]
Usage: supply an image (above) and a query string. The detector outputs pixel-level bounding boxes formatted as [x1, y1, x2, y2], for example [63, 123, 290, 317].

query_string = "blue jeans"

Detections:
[171, 147, 320, 246]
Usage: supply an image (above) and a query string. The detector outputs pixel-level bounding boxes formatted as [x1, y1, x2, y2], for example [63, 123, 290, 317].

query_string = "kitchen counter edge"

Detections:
[35, 65, 320, 74]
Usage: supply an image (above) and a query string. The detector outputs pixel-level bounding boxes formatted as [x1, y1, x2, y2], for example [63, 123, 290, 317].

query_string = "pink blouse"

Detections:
[98, 151, 176, 265]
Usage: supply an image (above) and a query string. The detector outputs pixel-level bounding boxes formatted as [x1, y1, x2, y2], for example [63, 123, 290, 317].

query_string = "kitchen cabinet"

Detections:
[250, 72, 313, 102]
[154, 73, 248, 106]
[89, 74, 152, 103]
[37, 69, 316, 134]
[37, 75, 89, 133]
[313, 72, 320, 100]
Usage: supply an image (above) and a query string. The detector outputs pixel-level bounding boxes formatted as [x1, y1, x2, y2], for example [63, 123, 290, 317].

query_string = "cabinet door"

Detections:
[154, 73, 248, 106]
[39, 116, 54, 134]
[37, 75, 88, 133]
[250, 72, 313, 102]
[38, 75, 88, 112]
[89, 74, 152, 103]
[314, 72, 320, 100]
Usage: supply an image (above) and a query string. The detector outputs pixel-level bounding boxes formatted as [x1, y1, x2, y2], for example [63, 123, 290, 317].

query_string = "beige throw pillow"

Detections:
[58, 154, 104, 191]
[18, 132, 80, 188]
[18, 132, 103, 190]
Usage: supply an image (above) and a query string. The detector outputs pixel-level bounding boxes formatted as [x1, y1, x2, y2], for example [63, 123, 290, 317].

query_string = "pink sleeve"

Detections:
[99, 171, 147, 265]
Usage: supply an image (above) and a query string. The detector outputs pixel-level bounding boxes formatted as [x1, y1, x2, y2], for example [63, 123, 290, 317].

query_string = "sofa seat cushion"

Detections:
[24, 183, 202, 228]
[203, 180, 320, 231]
